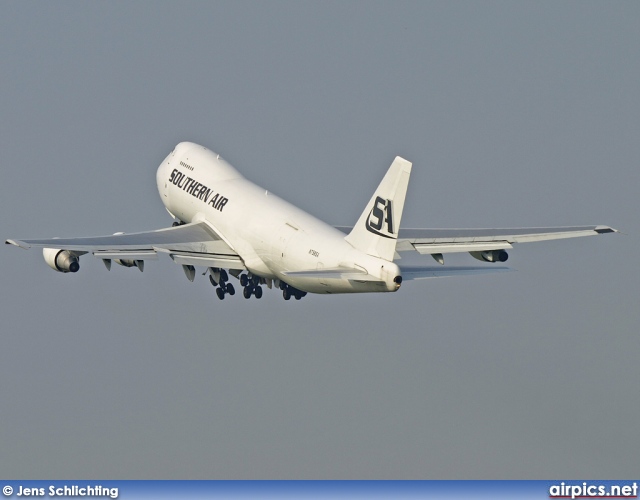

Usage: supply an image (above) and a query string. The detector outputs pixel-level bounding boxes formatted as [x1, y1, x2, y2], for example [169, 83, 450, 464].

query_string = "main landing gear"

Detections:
[206, 268, 306, 302]
[279, 281, 306, 301]
[210, 269, 235, 300]
[240, 273, 263, 299]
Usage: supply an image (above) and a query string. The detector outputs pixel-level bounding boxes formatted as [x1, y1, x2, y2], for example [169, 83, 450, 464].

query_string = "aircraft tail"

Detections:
[345, 156, 412, 261]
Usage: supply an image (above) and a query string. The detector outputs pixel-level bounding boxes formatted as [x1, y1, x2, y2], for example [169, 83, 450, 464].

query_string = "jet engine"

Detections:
[43, 248, 80, 273]
[470, 250, 509, 263]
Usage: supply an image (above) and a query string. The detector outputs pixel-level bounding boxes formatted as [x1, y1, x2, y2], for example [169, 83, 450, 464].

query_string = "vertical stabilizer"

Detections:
[345, 156, 412, 261]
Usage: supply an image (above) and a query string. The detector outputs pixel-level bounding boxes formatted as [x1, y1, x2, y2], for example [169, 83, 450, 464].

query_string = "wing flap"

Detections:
[168, 251, 244, 269]
[93, 250, 159, 260]
[413, 241, 513, 254]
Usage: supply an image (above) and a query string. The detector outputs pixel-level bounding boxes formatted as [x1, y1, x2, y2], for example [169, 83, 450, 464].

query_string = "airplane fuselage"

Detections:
[156, 142, 401, 294]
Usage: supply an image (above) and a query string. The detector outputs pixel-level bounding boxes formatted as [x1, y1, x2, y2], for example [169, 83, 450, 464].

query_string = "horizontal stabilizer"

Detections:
[283, 267, 381, 282]
[5, 239, 30, 250]
[400, 265, 512, 281]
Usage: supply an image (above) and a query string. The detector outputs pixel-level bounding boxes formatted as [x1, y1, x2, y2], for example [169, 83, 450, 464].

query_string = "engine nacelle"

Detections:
[470, 249, 509, 263]
[43, 248, 80, 273]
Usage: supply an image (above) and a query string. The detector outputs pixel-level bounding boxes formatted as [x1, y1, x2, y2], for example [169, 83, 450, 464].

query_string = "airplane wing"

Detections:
[6, 221, 244, 270]
[336, 225, 617, 255]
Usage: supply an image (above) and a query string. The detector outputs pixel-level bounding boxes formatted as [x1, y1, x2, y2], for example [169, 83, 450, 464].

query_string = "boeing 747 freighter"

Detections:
[6, 142, 616, 301]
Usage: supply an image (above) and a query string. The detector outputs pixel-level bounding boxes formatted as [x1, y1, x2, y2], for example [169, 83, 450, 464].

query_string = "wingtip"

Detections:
[594, 226, 618, 234]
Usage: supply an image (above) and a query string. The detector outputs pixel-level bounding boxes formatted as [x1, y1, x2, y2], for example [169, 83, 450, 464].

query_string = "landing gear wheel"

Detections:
[226, 283, 235, 295]
[254, 286, 263, 299]
[240, 274, 248, 287]
[216, 287, 225, 300]
[294, 292, 302, 300]
[243, 286, 253, 299]
[220, 269, 229, 283]
[283, 288, 291, 300]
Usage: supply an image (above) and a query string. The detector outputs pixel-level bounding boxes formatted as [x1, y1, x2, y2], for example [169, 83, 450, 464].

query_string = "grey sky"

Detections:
[1, 1, 638, 478]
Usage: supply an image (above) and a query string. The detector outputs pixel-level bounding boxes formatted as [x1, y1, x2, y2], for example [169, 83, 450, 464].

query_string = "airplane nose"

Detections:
[156, 151, 172, 198]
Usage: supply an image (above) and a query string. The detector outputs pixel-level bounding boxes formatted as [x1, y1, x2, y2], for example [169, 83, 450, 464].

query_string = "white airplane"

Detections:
[6, 142, 617, 300]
